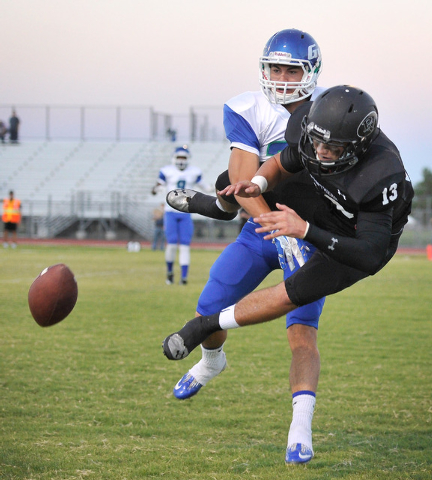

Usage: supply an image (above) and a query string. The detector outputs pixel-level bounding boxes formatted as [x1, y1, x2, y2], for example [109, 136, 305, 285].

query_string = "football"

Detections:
[28, 263, 78, 327]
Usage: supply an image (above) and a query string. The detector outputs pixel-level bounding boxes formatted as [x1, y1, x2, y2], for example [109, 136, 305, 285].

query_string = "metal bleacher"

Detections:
[0, 140, 231, 239]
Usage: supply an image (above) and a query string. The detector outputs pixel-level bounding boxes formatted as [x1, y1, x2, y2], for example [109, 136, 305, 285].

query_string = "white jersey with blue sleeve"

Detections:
[197, 88, 327, 328]
[223, 88, 325, 162]
[158, 165, 204, 213]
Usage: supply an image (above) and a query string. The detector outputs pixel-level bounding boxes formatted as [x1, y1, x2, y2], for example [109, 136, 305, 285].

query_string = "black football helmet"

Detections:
[299, 85, 379, 175]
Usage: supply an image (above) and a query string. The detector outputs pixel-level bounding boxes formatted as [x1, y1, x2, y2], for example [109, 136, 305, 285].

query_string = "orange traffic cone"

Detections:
[427, 244, 432, 261]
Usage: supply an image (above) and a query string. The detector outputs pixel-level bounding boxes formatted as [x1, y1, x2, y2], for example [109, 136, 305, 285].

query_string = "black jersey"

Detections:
[279, 112, 414, 274]
[281, 130, 413, 234]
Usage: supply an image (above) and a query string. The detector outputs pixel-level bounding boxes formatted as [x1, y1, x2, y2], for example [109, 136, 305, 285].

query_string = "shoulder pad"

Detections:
[285, 102, 313, 146]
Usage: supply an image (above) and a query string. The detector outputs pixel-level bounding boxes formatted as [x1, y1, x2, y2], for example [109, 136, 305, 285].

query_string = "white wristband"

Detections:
[303, 221, 310, 239]
[251, 175, 268, 193]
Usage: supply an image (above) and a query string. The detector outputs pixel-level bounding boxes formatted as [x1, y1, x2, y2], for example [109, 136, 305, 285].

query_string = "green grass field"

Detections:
[1, 245, 431, 479]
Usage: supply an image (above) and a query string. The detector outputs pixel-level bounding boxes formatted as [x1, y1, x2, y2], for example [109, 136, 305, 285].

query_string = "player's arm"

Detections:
[151, 181, 163, 195]
[254, 205, 393, 275]
[221, 100, 284, 219]
[226, 148, 274, 218]
[152, 171, 166, 195]
[305, 209, 393, 274]
[220, 152, 294, 199]
[228, 102, 309, 196]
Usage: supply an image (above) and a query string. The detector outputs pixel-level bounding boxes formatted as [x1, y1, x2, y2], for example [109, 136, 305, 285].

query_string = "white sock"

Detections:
[188, 344, 227, 386]
[287, 392, 316, 452]
[165, 243, 177, 263]
[219, 305, 240, 330]
[179, 244, 190, 266]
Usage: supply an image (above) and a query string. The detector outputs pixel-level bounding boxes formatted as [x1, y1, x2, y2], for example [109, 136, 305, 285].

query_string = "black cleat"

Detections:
[163, 333, 189, 360]
[162, 313, 222, 361]
[166, 189, 238, 221]
[166, 189, 197, 213]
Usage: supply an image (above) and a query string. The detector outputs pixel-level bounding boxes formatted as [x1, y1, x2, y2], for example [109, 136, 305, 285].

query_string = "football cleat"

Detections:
[166, 189, 197, 213]
[166, 274, 174, 285]
[180, 279, 188, 285]
[162, 313, 220, 361]
[173, 372, 203, 399]
[173, 352, 227, 400]
[285, 443, 314, 464]
[166, 189, 238, 221]
[163, 333, 189, 360]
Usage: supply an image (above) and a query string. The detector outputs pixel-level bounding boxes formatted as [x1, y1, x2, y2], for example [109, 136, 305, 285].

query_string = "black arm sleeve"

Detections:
[279, 144, 303, 174]
[304, 209, 393, 274]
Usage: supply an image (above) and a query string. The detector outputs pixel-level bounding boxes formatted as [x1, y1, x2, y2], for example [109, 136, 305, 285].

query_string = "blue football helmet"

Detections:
[172, 145, 191, 171]
[259, 29, 323, 105]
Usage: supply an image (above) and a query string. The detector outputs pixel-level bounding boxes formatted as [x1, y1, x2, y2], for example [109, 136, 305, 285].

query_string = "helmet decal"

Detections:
[269, 52, 293, 61]
[357, 112, 378, 138]
[307, 122, 331, 142]
[307, 44, 319, 60]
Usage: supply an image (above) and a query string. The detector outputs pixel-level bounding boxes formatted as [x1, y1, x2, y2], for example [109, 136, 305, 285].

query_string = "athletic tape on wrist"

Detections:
[251, 175, 268, 193]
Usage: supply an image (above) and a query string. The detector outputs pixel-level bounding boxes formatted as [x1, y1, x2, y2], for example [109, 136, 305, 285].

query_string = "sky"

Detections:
[1, 0, 431, 184]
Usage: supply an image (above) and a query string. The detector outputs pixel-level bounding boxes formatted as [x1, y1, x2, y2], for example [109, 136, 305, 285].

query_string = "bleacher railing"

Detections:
[20, 195, 243, 243]
[17, 195, 432, 248]
[0, 104, 225, 142]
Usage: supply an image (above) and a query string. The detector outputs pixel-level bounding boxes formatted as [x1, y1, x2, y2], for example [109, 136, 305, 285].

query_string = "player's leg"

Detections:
[174, 330, 228, 400]
[153, 227, 162, 250]
[11, 223, 18, 248]
[163, 251, 369, 358]
[166, 170, 239, 221]
[178, 214, 194, 285]
[3, 223, 11, 247]
[171, 236, 315, 403]
[164, 278, 291, 361]
[156, 228, 164, 250]
[173, 223, 279, 399]
[281, 253, 324, 464]
[285, 324, 318, 464]
[163, 282, 295, 363]
[284, 302, 322, 464]
[178, 244, 190, 284]
[282, 253, 371, 464]
[164, 212, 179, 285]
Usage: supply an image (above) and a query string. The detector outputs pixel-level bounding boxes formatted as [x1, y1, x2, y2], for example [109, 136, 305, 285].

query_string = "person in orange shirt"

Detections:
[3, 190, 21, 248]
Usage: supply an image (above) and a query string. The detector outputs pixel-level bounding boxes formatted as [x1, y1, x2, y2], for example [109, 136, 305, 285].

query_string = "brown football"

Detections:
[28, 264, 78, 327]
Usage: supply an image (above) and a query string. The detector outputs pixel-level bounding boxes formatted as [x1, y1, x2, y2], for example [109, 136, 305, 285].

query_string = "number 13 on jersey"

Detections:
[382, 183, 398, 205]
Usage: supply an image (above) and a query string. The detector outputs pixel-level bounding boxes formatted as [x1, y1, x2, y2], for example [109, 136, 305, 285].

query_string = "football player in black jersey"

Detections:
[162, 85, 414, 461]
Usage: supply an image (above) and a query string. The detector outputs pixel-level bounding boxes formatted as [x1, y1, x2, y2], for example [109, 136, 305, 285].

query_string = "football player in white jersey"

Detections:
[167, 30, 324, 464]
[152, 146, 206, 285]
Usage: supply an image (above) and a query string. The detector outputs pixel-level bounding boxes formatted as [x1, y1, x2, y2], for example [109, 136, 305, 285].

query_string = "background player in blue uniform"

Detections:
[163, 85, 414, 464]
[167, 29, 326, 463]
[152, 146, 207, 285]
